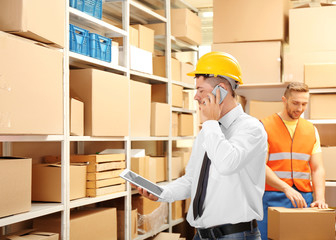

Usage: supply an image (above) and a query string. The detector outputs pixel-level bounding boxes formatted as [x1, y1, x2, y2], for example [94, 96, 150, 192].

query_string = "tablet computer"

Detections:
[120, 169, 164, 198]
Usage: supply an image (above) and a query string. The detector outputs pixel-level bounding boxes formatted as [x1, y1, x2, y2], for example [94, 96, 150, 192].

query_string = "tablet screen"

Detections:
[122, 170, 163, 197]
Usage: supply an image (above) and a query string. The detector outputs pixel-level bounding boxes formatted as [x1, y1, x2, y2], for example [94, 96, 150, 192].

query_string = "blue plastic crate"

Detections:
[89, 33, 112, 62]
[69, 24, 90, 56]
[70, 0, 102, 19]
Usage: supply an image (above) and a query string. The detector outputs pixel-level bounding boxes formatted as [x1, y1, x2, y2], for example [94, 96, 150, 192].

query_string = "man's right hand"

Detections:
[283, 185, 307, 208]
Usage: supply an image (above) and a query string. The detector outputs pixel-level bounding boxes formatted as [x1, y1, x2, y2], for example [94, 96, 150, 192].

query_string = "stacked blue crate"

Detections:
[89, 33, 112, 62]
[69, 24, 90, 56]
[70, 0, 102, 19]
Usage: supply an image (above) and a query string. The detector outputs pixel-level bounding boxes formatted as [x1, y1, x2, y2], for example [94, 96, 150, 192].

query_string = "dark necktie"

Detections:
[193, 152, 211, 220]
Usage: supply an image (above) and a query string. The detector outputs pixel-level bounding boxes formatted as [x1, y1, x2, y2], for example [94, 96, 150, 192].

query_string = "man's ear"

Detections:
[281, 96, 287, 104]
[218, 82, 228, 91]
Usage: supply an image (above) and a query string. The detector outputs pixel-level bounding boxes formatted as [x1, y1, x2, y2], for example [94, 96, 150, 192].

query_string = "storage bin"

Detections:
[70, 0, 102, 19]
[89, 33, 112, 62]
[69, 24, 90, 56]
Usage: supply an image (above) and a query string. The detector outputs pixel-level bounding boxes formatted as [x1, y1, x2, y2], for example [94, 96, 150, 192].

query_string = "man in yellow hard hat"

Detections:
[135, 52, 268, 239]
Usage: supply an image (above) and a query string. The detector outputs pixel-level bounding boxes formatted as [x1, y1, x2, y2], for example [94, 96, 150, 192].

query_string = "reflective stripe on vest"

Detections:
[273, 171, 310, 180]
[269, 152, 310, 161]
[262, 114, 315, 192]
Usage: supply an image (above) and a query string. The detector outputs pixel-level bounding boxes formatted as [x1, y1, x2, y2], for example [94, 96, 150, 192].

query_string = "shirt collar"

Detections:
[218, 104, 244, 129]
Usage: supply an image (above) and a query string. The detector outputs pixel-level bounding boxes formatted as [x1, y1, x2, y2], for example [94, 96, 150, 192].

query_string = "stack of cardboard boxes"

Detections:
[212, 0, 289, 120]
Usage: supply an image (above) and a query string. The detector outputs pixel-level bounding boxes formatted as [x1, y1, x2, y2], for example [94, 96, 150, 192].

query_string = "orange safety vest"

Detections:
[262, 114, 315, 192]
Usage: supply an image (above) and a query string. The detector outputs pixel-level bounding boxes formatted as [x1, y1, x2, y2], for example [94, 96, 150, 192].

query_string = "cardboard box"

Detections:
[173, 150, 191, 171]
[213, 0, 289, 43]
[86, 184, 125, 197]
[150, 156, 167, 182]
[315, 124, 336, 147]
[132, 195, 161, 215]
[180, 62, 195, 85]
[70, 69, 129, 136]
[249, 101, 283, 120]
[172, 112, 179, 137]
[132, 24, 154, 53]
[151, 102, 170, 136]
[117, 209, 138, 240]
[111, 41, 119, 66]
[153, 56, 181, 82]
[172, 84, 184, 108]
[170, 8, 202, 46]
[2, 230, 58, 240]
[144, 23, 165, 36]
[304, 63, 336, 88]
[283, 49, 336, 83]
[289, 6, 336, 52]
[0, 0, 65, 47]
[322, 147, 336, 181]
[0, 32, 63, 135]
[325, 186, 336, 208]
[171, 156, 184, 180]
[119, 45, 153, 74]
[212, 41, 282, 84]
[0, 157, 32, 218]
[114, 26, 138, 47]
[151, 84, 167, 103]
[268, 207, 335, 240]
[237, 95, 247, 112]
[130, 80, 151, 137]
[172, 51, 197, 66]
[131, 156, 157, 183]
[172, 200, 183, 220]
[33, 208, 117, 240]
[149, 232, 181, 240]
[309, 94, 336, 119]
[178, 114, 194, 136]
[32, 164, 87, 202]
[70, 98, 84, 136]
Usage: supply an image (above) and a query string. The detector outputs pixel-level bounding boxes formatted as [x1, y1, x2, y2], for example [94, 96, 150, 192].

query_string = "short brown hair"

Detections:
[284, 82, 309, 98]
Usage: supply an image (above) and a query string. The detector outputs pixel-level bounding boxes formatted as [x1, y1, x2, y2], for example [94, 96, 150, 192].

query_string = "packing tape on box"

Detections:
[138, 202, 168, 235]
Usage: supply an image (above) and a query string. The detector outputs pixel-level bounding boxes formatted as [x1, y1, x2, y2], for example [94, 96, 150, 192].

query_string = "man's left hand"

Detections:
[310, 200, 328, 209]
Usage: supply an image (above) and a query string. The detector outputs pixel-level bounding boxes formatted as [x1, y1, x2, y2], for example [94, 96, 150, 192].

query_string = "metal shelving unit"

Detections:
[0, 0, 199, 239]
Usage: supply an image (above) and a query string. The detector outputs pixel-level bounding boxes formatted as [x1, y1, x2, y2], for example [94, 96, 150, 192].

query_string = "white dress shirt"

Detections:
[159, 104, 268, 228]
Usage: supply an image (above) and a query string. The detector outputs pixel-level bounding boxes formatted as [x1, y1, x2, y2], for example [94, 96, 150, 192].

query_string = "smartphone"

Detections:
[120, 169, 164, 198]
[212, 85, 228, 104]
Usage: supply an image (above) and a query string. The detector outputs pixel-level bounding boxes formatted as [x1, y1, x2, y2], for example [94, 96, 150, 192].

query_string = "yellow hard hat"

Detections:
[187, 51, 243, 85]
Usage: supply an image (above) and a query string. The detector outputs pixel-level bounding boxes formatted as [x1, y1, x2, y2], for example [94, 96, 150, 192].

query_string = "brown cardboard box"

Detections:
[144, 23, 165, 36]
[130, 80, 151, 137]
[213, 0, 289, 43]
[322, 147, 336, 181]
[153, 56, 181, 81]
[132, 195, 161, 215]
[304, 63, 336, 88]
[309, 94, 336, 119]
[171, 156, 184, 180]
[151, 102, 170, 137]
[172, 84, 184, 108]
[156, 9, 201, 46]
[33, 208, 117, 240]
[172, 112, 179, 137]
[149, 232, 181, 240]
[289, 6, 336, 52]
[178, 114, 194, 136]
[283, 49, 336, 83]
[268, 207, 335, 240]
[131, 156, 157, 183]
[315, 124, 336, 147]
[117, 209, 138, 240]
[237, 95, 247, 112]
[86, 184, 125, 197]
[32, 164, 86, 202]
[180, 62, 195, 85]
[120, 45, 153, 74]
[0, 0, 65, 47]
[0, 32, 63, 135]
[150, 157, 167, 182]
[70, 98, 84, 136]
[151, 84, 167, 103]
[2, 230, 58, 240]
[173, 150, 191, 171]
[70, 69, 129, 136]
[183, 91, 190, 110]
[132, 24, 154, 53]
[249, 101, 283, 120]
[0, 157, 31, 218]
[172, 200, 183, 220]
[114, 26, 138, 47]
[212, 41, 282, 84]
